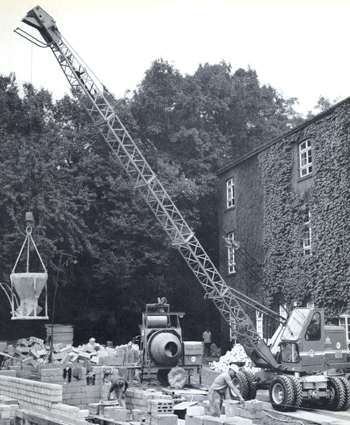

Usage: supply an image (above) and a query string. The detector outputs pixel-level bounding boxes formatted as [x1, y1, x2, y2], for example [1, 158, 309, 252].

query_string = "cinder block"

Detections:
[88, 403, 100, 415]
[185, 415, 204, 425]
[223, 401, 239, 417]
[151, 413, 178, 425]
[102, 406, 116, 418]
[114, 407, 130, 421]
[0, 397, 18, 406]
[148, 399, 174, 414]
[203, 415, 226, 425]
[187, 406, 205, 416]
[0, 371, 16, 377]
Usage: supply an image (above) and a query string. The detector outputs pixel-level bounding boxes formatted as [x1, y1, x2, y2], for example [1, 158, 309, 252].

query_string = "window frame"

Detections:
[339, 316, 350, 346]
[303, 209, 312, 256]
[226, 178, 235, 209]
[299, 140, 313, 178]
[227, 231, 236, 274]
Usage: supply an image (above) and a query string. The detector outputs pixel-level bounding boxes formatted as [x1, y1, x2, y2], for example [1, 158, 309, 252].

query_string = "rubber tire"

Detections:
[338, 376, 350, 411]
[232, 371, 250, 400]
[242, 370, 258, 400]
[288, 376, 303, 411]
[325, 377, 346, 411]
[269, 375, 295, 412]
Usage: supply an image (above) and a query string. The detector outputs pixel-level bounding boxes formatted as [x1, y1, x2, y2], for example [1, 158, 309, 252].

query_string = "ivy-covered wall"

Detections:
[218, 97, 350, 325]
[260, 99, 350, 321]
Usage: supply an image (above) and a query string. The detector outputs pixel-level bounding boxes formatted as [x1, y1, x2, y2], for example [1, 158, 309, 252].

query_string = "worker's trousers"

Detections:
[209, 388, 230, 417]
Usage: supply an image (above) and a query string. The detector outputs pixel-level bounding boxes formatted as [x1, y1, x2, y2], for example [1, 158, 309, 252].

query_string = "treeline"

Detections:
[0, 61, 309, 345]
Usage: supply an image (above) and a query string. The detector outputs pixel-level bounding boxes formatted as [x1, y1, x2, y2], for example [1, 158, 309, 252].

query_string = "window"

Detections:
[305, 312, 321, 341]
[299, 140, 312, 177]
[339, 316, 350, 346]
[303, 209, 312, 256]
[227, 232, 236, 274]
[280, 342, 300, 363]
[226, 178, 235, 209]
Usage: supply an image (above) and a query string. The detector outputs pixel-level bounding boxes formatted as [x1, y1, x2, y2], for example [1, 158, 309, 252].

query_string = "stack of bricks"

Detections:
[87, 402, 132, 424]
[185, 400, 265, 425]
[144, 399, 178, 425]
[125, 389, 172, 412]
[223, 400, 264, 422]
[227, 400, 264, 424]
[0, 395, 19, 425]
[39, 365, 103, 407]
[0, 375, 62, 411]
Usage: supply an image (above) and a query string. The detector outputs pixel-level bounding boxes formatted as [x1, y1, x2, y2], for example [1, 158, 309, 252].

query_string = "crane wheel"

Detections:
[325, 377, 346, 411]
[232, 371, 249, 400]
[338, 377, 350, 411]
[269, 375, 295, 412]
[242, 370, 257, 400]
[287, 376, 302, 410]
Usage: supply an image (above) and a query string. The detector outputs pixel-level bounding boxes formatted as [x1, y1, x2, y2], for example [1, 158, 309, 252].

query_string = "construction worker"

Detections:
[108, 374, 128, 408]
[202, 327, 212, 357]
[209, 366, 244, 417]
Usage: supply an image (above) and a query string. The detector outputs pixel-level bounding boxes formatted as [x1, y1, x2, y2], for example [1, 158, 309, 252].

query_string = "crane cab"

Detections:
[278, 307, 348, 373]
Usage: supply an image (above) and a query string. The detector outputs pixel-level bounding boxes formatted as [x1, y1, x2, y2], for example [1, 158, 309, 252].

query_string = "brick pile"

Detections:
[185, 400, 266, 425]
[1, 337, 140, 369]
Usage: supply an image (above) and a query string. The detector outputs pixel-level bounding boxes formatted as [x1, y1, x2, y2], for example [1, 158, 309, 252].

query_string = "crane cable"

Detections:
[28, 26, 34, 212]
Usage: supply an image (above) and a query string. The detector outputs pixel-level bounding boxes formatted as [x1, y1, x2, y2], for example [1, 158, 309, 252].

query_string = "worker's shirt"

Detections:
[202, 331, 212, 343]
[210, 371, 232, 392]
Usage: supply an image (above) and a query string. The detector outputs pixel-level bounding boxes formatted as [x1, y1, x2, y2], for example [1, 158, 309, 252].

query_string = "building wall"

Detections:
[218, 98, 350, 338]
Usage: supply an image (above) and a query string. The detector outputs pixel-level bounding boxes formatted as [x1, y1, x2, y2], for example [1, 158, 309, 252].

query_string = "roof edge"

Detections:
[217, 95, 350, 175]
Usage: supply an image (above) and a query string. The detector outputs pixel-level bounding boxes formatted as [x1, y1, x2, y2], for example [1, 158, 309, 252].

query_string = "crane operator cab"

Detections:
[278, 308, 348, 373]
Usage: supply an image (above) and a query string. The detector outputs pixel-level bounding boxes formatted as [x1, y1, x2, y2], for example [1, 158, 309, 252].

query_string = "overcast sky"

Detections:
[1, 0, 349, 115]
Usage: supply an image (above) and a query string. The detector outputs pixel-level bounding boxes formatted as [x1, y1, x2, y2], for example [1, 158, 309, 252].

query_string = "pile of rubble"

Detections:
[209, 343, 252, 371]
[0, 336, 140, 369]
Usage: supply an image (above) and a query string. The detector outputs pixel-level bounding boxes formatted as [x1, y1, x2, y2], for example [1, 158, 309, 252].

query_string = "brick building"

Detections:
[217, 97, 350, 346]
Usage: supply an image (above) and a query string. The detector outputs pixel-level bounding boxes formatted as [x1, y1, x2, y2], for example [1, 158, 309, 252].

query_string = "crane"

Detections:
[16, 5, 279, 371]
[16, 6, 350, 412]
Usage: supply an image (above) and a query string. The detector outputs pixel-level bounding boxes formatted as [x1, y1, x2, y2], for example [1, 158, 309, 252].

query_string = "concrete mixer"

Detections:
[139, 302, 203, 385]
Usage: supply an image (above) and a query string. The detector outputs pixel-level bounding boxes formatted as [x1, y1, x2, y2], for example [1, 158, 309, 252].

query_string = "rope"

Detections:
[11, 226, 47, 274]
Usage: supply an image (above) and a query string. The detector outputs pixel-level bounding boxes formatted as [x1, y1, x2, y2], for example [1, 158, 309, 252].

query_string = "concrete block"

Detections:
[103, 406, 116, 418]
[88, 403, 100, 415]
[245, 400, 263, 412]
[187, 406, 205, 416]
[151, 413, 178, 425]
[185, 415, 204, 425]
[223, 401, 239, 417]
[0, 371, 16, 377]
[148, 399, 174, 414]
[203, 415, 226, 425]
[114, 407, 130, 421]
[132, 408, 145, 421]
[0, 397, 18, 406]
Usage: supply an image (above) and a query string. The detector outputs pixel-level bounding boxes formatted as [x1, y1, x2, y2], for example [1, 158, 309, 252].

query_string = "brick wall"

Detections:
[0, 375, 62, 410]
[39, 365, 103, 407]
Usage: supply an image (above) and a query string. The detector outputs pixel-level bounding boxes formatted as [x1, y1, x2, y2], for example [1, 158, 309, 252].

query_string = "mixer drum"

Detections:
[148, 331, 182, 366]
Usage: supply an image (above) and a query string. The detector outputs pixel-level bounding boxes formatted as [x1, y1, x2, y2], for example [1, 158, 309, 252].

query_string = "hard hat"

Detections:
[229, 364, 239, 373]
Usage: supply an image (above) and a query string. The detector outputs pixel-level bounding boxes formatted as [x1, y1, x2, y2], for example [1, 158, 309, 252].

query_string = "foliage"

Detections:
[260, 101, 350, 320]
[0, 61, 304, 344]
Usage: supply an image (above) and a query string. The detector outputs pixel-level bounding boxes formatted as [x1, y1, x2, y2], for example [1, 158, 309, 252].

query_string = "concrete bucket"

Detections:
[10, 272, 48, 319]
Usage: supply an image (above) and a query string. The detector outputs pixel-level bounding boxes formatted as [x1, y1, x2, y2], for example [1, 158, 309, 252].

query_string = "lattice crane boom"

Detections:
[19, 5, 278, 369]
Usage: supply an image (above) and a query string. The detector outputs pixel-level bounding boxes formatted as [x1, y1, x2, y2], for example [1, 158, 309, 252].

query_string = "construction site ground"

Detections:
[199, 357, 350, 425]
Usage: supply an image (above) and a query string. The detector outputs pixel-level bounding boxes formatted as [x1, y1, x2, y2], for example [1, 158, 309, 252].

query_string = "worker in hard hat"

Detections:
[209, 365, 245, 417]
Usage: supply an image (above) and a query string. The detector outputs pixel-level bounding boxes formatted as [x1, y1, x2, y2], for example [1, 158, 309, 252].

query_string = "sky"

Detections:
[0, 0, 350, 115]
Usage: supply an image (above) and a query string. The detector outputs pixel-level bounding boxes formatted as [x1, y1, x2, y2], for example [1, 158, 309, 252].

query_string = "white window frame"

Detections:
[339, 316, 350, 348]
[303, 210, 312, 256]
[227, 232, 236, 274]
[226, 178, 235, 209]
[299, 140, 312, 178]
